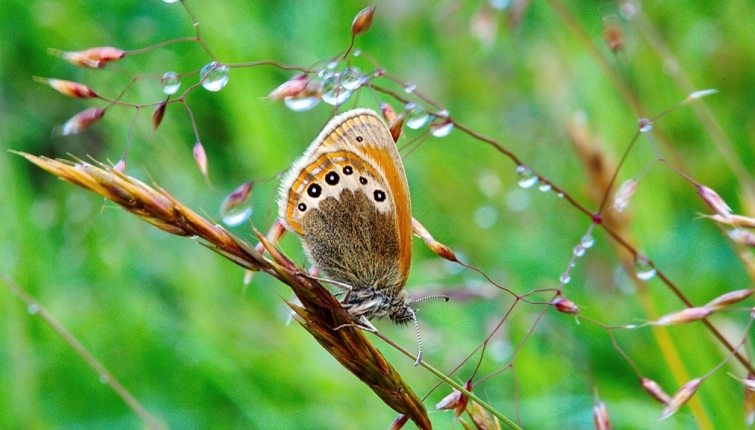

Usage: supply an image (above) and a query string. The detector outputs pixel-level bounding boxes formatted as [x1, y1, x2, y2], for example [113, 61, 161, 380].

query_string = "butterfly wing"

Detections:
[278, 109, 412, 291]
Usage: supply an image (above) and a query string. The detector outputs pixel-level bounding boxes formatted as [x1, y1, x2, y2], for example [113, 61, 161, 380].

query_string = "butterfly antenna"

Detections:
[408, 307, 423, 366]
[409, 294, 450, 305]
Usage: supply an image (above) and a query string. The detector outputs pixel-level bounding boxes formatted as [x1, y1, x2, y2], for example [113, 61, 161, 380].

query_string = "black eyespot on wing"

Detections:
[307, 183, 322, 198]
[298, 203, 307, 211]
[325, 171, 340, 186]
[359, 177, 368, 185]
[343, 166, 353, 175]
[374, 190, 386, 202]
[356, 136, 364, 142]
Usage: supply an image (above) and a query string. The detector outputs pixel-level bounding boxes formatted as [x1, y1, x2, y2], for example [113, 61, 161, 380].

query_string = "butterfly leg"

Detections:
[334, 316, 378, 333]
[412, 217, 459, 263]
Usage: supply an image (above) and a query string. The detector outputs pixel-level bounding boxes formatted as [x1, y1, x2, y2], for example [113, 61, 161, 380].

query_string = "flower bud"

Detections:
[652, 307, 711, 326]
[53, 47, 125, 68]
[193, 141, 209, 180]
[552, 297, 579, 315]
[152, 102, 167, 132]
[351, 5, 376, 36]
[593, 399, 611, 430]
[59, 107, 105, 135]
[602, 16, 624, 53]
[35, 77, 98, 99]
[697, 185, 732, 219]
[658, 378, 702, 421]
[704, 289, 752, 310]
[268, 74, 308, 100]
[641, 378, 671, 404]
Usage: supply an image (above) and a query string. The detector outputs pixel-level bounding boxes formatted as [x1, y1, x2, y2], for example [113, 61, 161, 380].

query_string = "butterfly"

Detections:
[278, 108, 428, 363]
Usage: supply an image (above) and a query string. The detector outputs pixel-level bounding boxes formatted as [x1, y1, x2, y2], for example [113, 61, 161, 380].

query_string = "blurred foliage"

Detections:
[2, 0, 755, 429]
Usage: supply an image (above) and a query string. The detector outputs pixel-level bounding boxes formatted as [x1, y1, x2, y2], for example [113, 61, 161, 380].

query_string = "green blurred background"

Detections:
[2, 0, 755, 428]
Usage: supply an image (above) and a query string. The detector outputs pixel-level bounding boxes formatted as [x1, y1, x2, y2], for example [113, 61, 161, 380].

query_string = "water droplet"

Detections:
[516, 166, 538, 188]
[581, 234, 595, 248]
[638, 118, 653, 132]
[27, 304, 39, 315]
[220, 181, 254, 227]
[404, 103, 429, 129]
[321, 73, 351, 105]
[634, 256, 656, 280]
[284, 95, 319, 111]
[573, 245, 585, 257]
[99, 373, 109, 384]
[404, 83, 417, 93]
[474, 205, 498, 229]
[489, 0, 510, 9]
[538, 183, 552, 192]
[557, 192, 564, 198]
[352, 49, 362, 56]
[430, 120, 454, 137]
[200, 62, 229, 92]
[560, 273, 571, 284]
[327, 61, 339, 70]
[341, 67, 363, 90]
[160, 72, 181, 95]
[222, 206, 252, 226]
[163, 0, 180, 3]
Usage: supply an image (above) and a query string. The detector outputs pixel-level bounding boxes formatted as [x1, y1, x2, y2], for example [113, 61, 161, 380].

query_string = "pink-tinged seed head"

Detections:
[744, 374, 755, 427]
[728, 229, 755, 247]
[593, 399, 611, 430]
[641, 378, 671, 404]
[268, 75, 308, 100]
[552, 297, 579, 315]
[113, 158, 127, 174]
[613, 179, 638, 213]
[652, 307, 711, 326]
[60, 107, 105, 136]
[35, 77, 98, 99]
[193, 141, 209, 179]
[380, 103, 397, 123]
[704, 289, 752, 310]
[658, 378, 702, 421]
[57, 47, 125, 68]
[602, 16, 624, 53]
[697, 185, 732, 219]
[220, 182, 253, 216]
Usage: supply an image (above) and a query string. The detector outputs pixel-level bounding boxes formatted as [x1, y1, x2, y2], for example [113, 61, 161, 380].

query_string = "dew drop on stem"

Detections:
[161, 71, 181, 95]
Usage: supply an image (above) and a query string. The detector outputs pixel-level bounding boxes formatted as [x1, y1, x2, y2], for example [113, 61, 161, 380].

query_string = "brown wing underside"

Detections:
[298, 188, 404, 292]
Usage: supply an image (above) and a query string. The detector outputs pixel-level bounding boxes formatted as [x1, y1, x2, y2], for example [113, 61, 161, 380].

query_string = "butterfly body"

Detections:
[279, 109, 413, 325]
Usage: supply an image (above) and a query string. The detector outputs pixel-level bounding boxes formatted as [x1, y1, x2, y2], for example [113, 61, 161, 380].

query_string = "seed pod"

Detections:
[552, 297, 579, 315]
[268, 74, 308, 100]
[641, 378, 671, 404]
[193, 141, 209, 180]
[59, 107, 105, 135]
[658, 378, 702, 421]
[697, 185, 732, 219]
[652, 307, 711, 326]
[35, 77, 98, 99]
[54, 46, 126, 68]
[704, 289, 752, 310]
[351, 5, 376, 36]
[152, 102, 167, 132]
[593, 399, 611, 430]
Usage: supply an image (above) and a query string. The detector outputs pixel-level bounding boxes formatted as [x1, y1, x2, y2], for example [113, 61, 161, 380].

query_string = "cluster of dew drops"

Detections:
[197, 56, 457, 226]
[514, 164, 656, 283]
[158, 0, 659, 283]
